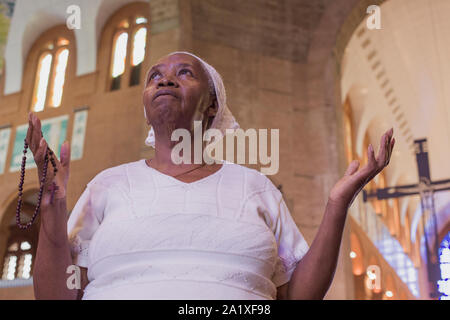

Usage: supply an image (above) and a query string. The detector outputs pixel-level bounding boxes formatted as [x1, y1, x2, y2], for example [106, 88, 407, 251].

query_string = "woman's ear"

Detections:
[207, 96, 218, 117]
[204, 96, 218, 130]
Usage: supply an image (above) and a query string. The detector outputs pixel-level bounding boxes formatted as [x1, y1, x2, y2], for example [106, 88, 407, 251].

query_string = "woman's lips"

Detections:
[153, 90, 179, 101]
[155, 94, 176, 100]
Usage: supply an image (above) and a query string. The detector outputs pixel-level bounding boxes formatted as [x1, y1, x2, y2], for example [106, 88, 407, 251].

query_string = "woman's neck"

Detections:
[151, 137, 205, 172]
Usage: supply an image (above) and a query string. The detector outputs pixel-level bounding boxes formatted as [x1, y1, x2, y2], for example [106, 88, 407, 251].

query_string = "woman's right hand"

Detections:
[25, 112, 71, 207]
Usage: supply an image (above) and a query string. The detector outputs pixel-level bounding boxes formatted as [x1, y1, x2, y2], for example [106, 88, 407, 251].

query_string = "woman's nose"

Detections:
[157, 77, 178, 88]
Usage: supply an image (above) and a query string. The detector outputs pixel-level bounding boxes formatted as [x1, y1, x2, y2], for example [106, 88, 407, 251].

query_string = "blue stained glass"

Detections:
[438, 232, 450, 300]
[371, 213, 419, 297]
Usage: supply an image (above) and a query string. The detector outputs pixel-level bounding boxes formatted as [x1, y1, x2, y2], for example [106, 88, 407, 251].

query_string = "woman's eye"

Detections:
[179, 69, 193, 76]
[149, 72, 160, 80]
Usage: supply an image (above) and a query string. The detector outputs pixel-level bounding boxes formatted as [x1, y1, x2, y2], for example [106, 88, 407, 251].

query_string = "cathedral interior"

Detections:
[0, 0, 448, 300]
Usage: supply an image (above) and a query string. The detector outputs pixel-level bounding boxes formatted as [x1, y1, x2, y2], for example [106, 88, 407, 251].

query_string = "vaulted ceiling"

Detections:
[341, 0, 450, 229]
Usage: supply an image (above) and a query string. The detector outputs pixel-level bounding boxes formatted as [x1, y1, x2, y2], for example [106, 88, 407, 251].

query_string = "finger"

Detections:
[360, 144, 378, 182]
[34, 138, 48, 185]
[386, 128, 394, 158]
[31, 114, 42, 154]
[26, 112, 34, 147]
[390, 138, 395, 154]
[345, 160, 360, 176]
[388, 127, 394, 140]
[40, 145, 63, 187]
[34, 137, 47, 166]
[377, 133, 388, 168]
[60, 141, 71, 170]
[368, 143, 376, 166]
[386, 137, 395, 166]
[30, 113, 37, 152]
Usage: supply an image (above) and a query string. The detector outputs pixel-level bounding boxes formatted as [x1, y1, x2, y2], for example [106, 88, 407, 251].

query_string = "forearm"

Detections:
[288, 199, 348, 300]
[33, 198, 78, 300]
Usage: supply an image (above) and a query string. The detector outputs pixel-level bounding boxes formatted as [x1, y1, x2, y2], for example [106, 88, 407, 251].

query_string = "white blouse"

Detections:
[67, 160, 309, 300]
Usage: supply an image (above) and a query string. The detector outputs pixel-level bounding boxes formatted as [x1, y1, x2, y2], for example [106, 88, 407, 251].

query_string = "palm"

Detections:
[329, 128, 395, 207]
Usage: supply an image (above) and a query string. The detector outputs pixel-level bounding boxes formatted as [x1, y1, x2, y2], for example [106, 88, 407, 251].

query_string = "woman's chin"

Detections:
[150, 106, 180, 127]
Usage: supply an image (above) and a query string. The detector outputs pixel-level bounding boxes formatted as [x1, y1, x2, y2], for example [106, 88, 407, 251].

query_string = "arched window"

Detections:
[31, 37, 70, 112]
[438, 232, 450, 300]
[0, 205, 39, 281]
[1, 238, 34, 280]
[109, 15, 148, 90]
[0, 189, 41, 283]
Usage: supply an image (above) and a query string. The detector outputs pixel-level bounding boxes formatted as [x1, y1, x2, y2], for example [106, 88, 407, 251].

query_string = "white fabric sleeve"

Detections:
[67, 180, 108, 268]
[259, 181, 310, 287]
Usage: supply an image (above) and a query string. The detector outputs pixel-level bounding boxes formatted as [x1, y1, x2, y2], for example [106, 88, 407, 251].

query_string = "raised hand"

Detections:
[25, 112, 71, 207]
[329, 128, 395, 208]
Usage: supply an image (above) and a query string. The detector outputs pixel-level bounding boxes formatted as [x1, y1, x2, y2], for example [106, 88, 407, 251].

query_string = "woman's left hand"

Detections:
[329, 128, 395, 209]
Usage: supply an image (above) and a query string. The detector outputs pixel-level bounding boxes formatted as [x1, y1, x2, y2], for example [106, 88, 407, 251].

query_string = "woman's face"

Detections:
[143, 53, 216, 134]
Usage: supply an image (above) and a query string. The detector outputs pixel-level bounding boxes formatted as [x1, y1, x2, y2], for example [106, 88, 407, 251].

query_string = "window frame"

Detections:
[103, 3, 150, 92]
[0, 222, 39, 281]
[25, 25, 75, 114]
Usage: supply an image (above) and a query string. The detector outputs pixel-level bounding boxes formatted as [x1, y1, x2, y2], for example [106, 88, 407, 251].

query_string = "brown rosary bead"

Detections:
[16, 138, 58, 230]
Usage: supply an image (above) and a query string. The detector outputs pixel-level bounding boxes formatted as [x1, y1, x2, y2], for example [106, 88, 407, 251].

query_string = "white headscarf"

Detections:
[144, 51, 239, 148]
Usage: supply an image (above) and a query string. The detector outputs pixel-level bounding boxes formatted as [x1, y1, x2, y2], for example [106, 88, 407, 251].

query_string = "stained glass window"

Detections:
[438, 232, 450, 300]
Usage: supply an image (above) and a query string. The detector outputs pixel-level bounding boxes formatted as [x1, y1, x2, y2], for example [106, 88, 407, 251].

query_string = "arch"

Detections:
[20, 24, 76, 114]
[0, 188, 41, 281]
[3, 0, 149, 95]
[391, 198, 401, 237]
[343, 96, 356, 165]
[401, 197, 419, 228]
[4, 1, 67, 94]
[307, 0, 386, 66]
[96, 1, 150, 92]
[411, 205, 422, 244]
[344, 83, 375, 160]
[332, 0, 450, 276]
[402, 208, 412, 254]
[95, 0, 148, 46]
[409, 197, 449, 271]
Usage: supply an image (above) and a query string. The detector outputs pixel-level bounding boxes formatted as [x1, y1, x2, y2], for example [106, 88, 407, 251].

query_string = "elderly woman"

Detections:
[27, 51, 394, 300]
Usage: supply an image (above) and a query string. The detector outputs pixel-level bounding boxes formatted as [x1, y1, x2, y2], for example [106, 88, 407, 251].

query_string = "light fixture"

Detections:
[350, 251, 357, 259]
